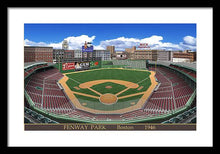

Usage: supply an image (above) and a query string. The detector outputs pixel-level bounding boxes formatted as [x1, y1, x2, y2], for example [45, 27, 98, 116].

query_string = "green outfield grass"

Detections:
[66, 68, 151, 83]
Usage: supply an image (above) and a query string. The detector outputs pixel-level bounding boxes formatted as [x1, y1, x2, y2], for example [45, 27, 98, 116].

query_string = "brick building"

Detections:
[130, 50, 158, 61]
[172, 50, 196, 62]
[106, 46, 115, 57]
[24, 46, 53, 63]
[125, 46, 136, 53]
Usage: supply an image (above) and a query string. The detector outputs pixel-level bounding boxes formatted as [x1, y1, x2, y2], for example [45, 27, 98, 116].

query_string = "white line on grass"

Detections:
[67, 76, 81, 85]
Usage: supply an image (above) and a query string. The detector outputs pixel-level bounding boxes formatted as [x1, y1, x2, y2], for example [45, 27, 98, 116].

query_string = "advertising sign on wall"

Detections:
[89, 61, 100, 69]
[62, 62, 75, 70]
[75, 61, 90, 71]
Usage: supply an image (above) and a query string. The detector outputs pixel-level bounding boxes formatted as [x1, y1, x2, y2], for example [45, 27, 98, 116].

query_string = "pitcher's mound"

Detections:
[99, 93, 118, 105]
[105, 86, 112, 89]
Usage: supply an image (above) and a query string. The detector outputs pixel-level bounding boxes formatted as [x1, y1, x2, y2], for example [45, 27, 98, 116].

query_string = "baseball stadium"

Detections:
[24, 59, 196, 124]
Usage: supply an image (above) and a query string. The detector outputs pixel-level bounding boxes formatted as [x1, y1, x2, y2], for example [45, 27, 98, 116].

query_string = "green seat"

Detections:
[180, 113, 187, 119]
[193, 107, 196, 112]
[183, 111, 190, 117]
[189, 109, 195, 114]
[49, 120, 58, 123]
[42, 117, 52, 123]
[24, 117, 32, 123]
[161, 120, 172, 124]
[176, 114, 184, 120]
[190, 117, 196, 123]
[37, 114, 44, 121]
[169, 117, 180, 123]
[25, 109, 31, 114]
[30, 111, 38, 118]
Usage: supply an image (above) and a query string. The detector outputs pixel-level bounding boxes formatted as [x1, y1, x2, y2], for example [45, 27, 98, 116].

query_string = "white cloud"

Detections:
[98, 35, 185, 51]
[24, 39, 48, 46]
[24, 35, 96, 50]
[66, 35, 96, 50]
[151, 42, 184, 51]
[183, 36, 196, 46]
[24, 35, 196, 51]
[93, 45, 105, 50]
[179, 36, 197, 51]
[48, 42, 62, 49]
[98, 35, 164, 51]
[141, 35, 163, 45]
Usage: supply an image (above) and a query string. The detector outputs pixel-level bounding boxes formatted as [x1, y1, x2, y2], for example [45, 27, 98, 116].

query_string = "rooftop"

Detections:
[24, 61, 54, 69]
[149, 60, 196, 70]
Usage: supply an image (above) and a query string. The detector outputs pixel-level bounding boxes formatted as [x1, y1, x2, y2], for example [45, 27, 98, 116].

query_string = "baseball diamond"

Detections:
[58, 68, 157, 114]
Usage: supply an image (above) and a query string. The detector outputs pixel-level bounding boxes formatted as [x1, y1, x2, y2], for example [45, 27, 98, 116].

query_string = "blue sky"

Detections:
[24, 23, 196, 51]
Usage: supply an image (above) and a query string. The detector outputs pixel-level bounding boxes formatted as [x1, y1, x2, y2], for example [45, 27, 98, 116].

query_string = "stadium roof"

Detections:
[24, 61, 54, 69]
[149, 60, 196, 70]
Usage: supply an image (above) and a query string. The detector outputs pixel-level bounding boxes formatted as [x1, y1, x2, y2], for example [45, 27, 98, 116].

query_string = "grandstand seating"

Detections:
[24, 64, 48, 78]
[25, 68, 74, 115]
[25, 65, 195, 122]
[169, 64, 196, 78]
[141, 66, 194, 117]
